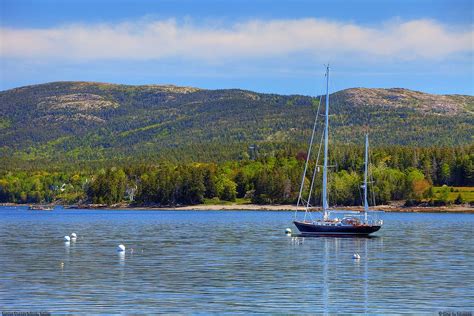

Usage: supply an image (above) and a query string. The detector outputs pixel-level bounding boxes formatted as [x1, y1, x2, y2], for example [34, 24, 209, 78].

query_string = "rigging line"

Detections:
[366, 125, 375, 208]
[366, 146, 372, 206]
[295, 94, 322, 219]
[327, 163, 330, 208]
[300, 197, 312, 208]
[358, 175, 363, 207]
[365, 147, 375, 207]
[369, 158, 377, 207]
[305, 133, 324, 221]
[307, 130, 325, 209]
[371, 181, 376, 207]
[304, 129, 325, 222]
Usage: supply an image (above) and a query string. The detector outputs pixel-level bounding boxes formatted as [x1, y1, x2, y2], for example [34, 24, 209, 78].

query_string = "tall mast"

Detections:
[322, 65, 330, 219]
[363, 133, 369, 222]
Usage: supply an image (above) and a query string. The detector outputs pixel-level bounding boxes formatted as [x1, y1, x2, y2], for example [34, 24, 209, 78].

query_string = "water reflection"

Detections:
[323, 238, 329, 313]
[118, 251, 126, 282]
[303, 235, 386, 314]
[118, 251, 125, 265]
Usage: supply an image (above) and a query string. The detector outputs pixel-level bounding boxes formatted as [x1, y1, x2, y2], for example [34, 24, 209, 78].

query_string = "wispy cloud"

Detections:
[1, 18, 472, 62]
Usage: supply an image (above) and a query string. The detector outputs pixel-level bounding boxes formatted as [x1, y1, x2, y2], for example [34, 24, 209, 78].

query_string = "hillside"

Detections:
[0, 82, 473, 164]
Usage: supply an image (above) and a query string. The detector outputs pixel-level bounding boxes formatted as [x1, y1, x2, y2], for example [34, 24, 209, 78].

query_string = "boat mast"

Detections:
[363, 133, 369, 222]
[322, 65, 330, 220]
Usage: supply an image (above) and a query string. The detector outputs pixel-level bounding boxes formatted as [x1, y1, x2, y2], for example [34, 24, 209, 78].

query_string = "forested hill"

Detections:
[0, 81, 473, 164]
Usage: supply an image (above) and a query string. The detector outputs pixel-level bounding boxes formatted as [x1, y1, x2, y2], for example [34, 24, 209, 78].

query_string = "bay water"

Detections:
[0, 207, 472, 314]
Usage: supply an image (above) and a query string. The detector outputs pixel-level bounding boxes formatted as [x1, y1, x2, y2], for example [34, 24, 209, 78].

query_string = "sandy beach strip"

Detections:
[149, 204, 474, 213]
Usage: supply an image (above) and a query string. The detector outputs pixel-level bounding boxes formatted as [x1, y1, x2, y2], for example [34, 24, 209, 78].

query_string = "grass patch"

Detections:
[432, 186, 474, 202]
[203, 197, 251, 205]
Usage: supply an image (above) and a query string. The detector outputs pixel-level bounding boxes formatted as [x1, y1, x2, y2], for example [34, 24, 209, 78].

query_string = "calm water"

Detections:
[0, 207, 473, 314]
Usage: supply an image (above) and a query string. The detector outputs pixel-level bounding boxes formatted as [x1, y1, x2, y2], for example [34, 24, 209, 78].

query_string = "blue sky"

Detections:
[1, 0, 473, 95]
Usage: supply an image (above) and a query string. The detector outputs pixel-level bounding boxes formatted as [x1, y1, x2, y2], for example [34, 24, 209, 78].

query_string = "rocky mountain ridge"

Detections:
[0, 81, 472, 163]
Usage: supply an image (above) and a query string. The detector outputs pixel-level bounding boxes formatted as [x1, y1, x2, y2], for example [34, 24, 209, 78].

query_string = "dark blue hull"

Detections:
[293, 221, 381, 236]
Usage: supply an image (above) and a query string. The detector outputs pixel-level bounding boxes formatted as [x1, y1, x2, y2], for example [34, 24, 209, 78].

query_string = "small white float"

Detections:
[353, 253, 361, 260]
[64, 236, 70, 242]
[117, 244, 126, 252]
[285, 228, 292, 235]
[71, 233, 77, 239]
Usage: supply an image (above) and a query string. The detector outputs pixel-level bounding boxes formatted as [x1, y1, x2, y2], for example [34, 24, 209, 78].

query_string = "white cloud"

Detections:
[0, 18, 472, 62]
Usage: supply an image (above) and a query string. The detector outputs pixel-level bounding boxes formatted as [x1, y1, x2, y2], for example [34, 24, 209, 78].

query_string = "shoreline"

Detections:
[146, 204, 474, 213]
[2, 203, 473, 213]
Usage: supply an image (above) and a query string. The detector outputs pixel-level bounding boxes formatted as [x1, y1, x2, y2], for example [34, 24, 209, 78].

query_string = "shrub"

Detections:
[454, 193, 464, 205]
[431, 199, 447, 207]
[404, 199, 419, 207]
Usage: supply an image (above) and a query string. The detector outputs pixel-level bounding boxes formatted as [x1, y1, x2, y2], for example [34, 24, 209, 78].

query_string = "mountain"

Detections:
[0, 81, 473, 164]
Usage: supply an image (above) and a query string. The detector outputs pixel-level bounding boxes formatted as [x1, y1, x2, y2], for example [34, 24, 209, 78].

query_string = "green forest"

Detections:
[1, 144, 472, 207]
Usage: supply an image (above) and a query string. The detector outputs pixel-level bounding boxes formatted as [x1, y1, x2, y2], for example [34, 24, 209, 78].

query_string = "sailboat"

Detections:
[293, 65, 383, 236]
[28, 204, 54, 211]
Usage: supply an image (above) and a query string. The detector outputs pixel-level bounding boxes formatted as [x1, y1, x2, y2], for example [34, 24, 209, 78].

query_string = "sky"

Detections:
[1, 0, 473, 95]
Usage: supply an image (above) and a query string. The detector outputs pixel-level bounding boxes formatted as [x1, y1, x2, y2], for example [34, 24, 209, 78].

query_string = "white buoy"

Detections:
[117, 244, 126, 252]
[64, 236, 70, 242]
[285, 228, 292, 235]
[70, 233, 77, 239]
[353, 253, 361, 260]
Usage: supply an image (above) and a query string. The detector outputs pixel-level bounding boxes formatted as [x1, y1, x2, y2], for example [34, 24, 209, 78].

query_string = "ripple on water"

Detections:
[0, 207, 473, 313]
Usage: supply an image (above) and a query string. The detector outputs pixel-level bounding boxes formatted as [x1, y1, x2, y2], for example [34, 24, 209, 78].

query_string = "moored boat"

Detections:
[293, 65, 383, 236]
[28, 205, 54, 211]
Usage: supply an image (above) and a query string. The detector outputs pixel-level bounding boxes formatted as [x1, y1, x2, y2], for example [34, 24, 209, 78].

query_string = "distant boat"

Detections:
[28, 205, 54, 211]
[293, 65, 383, 236]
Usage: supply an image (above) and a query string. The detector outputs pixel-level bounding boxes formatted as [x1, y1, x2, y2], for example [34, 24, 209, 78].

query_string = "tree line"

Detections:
[0, 145, 472, 206]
